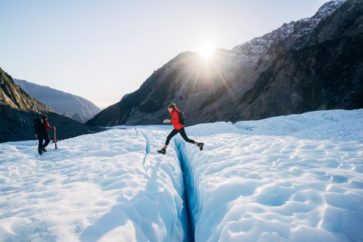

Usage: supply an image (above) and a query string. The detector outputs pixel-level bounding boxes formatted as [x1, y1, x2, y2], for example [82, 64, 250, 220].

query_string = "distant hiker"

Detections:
[158, 103, 204, 154]
[34, 115, 55, 155]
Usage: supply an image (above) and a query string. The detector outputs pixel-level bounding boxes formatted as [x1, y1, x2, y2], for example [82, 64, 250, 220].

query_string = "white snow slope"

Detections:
[1, 109, 363, 242]
[184, 109, 363, 242]
[0, 129, 187, 242]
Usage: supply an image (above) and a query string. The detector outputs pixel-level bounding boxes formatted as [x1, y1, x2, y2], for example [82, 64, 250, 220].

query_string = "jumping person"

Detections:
[34, 115, 55, 155]
[158, 103, 204, 154]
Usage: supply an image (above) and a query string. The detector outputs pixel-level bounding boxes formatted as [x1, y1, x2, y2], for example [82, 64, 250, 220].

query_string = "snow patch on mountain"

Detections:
[232, 0, 347, 59]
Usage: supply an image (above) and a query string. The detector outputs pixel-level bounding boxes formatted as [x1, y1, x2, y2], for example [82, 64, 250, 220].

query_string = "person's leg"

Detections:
[158, 129, 179, 154]
[179, 128, 195, 144]
[179, 128, 204, 150]
[165, 129, 179, 146]
[38, 136, 44, 154]
[43, 135, 50, 149]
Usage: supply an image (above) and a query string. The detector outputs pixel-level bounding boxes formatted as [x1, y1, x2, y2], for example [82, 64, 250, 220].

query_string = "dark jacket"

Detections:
[34, 118, 52, 136]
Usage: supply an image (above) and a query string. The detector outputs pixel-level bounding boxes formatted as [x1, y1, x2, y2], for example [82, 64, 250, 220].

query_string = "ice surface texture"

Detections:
[0, 129, 186, 242]
[184, 109, 363, 242]
[0, 109, 362, 242]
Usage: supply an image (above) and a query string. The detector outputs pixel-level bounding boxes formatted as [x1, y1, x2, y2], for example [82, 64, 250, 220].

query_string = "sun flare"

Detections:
[198, 43, 216, 60]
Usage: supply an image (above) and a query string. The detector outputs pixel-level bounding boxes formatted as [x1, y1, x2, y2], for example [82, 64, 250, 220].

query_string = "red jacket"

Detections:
[44, 120, 53, 131]
[170, 108, 184, 130]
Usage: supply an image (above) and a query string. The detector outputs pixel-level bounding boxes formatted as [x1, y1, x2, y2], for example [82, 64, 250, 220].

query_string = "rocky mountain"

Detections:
[87, 0, 363, 126]
[0, 67, 101, 143]
[14, 79, 100, 123]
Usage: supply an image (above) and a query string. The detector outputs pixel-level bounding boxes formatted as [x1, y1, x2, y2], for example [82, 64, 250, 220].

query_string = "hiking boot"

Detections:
[38, 149, 43, 155]
[197, 142, 204, 151]
[157, 148, 166, 155]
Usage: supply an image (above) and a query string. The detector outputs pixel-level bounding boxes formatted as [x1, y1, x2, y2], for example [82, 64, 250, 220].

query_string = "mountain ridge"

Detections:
[14, 79, 100, 123]
[87, 0, 362, 126]
[0, 67, 101, 143]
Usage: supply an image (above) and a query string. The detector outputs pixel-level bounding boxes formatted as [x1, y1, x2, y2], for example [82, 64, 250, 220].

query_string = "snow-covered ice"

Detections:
[0, 128, 187, 242]
[184, 109, 363, 242]
[0, 109, 363, 242]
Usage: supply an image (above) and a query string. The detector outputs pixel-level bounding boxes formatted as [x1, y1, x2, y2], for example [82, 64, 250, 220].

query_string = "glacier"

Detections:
[0, 128, 186, 241]
[1, 109, 363, 242]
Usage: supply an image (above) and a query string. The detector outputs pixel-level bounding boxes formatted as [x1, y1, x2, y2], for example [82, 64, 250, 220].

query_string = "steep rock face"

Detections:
[88, 0, 362, 126]
[235, 0, 363, 120]
[0, 68, 101, 143]
[14, 79, 100, 123]
[88, 50, 252, 125]
[0, 68, 50, 113]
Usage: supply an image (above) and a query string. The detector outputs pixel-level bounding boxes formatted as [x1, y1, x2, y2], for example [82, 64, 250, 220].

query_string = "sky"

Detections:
[0, 0, 330, 109]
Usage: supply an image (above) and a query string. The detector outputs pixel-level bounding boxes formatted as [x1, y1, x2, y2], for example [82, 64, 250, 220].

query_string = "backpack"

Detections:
[178, 110, 185, 125]
[33, 118, 43, 134]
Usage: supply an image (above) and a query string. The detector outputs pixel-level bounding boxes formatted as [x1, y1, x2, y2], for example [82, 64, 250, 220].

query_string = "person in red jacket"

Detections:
[34, 115, 55, 155]
[158, 103, 204, 154]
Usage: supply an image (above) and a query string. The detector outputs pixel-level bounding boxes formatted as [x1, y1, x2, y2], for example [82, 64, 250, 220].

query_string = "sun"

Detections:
[197, 43, 216, 60]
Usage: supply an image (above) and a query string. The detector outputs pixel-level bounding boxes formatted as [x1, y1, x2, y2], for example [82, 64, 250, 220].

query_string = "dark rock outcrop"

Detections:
[0, 68, 101, 143]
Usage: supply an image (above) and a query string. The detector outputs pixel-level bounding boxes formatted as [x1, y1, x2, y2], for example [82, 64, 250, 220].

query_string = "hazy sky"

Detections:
[1, 0, 330, 108]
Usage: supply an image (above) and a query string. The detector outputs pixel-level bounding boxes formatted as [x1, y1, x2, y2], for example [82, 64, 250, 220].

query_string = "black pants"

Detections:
[165, 128, 195, 146]
[38, 134, 50, 150]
